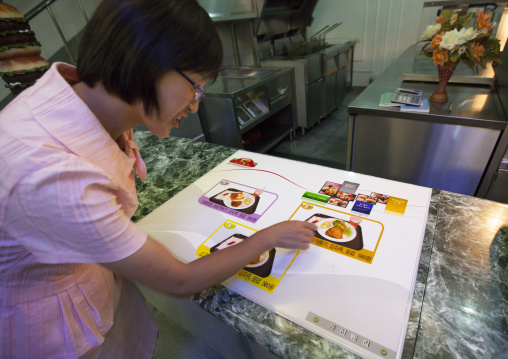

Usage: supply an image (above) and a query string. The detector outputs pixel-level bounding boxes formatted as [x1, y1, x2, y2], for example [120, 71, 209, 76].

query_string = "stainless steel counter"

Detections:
[348, 46, 506, 130]
[347, 45, 508, 198]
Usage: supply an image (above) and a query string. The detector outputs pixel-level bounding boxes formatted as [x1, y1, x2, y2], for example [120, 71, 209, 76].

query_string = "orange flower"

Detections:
[473, 42, 485, 61]
[432, 49, 449, 66]
[430, 32, 443, 48]
[450, 13, 458, 24]
[436, 15, 446, 24]
[477, 11, 493, 30]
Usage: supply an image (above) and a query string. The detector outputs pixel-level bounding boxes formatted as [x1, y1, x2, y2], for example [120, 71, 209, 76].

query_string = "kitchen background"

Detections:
[4, 2, 508, 357]
[2, 0, 437, 104]
[3, 0, 445, 172]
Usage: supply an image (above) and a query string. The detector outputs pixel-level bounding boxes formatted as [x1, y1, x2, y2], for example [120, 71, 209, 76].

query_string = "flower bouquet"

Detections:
[419, 9, 502, 102]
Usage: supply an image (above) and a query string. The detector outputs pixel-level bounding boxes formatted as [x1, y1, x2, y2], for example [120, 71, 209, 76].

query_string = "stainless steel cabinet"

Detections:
[306, 78, 323, 127]
[323, 72, 336, 117]
[485, 147, 508, 204]
[336, 51, 348, 106]
[486, 167, 508, 204]
[351, 114, 500, 196]
[322, 46, 338, 117]
[348, 45, 508, 198]
[261, 42, 355, 134]
[198, 68, 297, 153]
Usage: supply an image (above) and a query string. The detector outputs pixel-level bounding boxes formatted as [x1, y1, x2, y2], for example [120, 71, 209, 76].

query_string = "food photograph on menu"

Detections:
[356, 194, 378, 204]
[198, 180, 279, 224]
[306, 212, 365, 251]
[319, 181, 341, 197]
[371, 192, 390, 204]
[288, 201, 386, 264]
[210, 234, 276, 278]
[327, 197, 349, 208]
[336, 191, 357, 201]
[212, 189, 259, 212]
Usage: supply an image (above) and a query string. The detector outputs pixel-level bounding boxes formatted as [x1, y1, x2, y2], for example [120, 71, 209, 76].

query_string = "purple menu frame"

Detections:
[198, 179, 278, 223]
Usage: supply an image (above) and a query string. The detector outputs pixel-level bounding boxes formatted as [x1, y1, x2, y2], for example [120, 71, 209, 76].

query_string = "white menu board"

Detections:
[137, 150, 432, 359]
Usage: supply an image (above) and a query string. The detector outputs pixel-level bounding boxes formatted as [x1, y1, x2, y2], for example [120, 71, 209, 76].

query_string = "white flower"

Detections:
[460, 27, 478, 42]
[421, 24, 441, 39]
[457, 46, 467, 55]
[440, 29, 467, 50]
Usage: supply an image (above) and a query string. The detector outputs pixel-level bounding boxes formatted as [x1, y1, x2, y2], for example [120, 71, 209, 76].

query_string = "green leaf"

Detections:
[462, 58, 476, 72]
[441, 23, 453, 32]
[441, 9, 455, 19]
[459, 13, 473, 27]
[4, 81, 35, 89]
[465, 44, 474, 59]
[0, 30, 35, 37]
[419, 43, 433, 58]
[0, 41, 41, 52]
[475, 32, 490, 40]
[485, 53, 502, 63]
[484, 38, 500, 47]
[0, 17, 27, 23]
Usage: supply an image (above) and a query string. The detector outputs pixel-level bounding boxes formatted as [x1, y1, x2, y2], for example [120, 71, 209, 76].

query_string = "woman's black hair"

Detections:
[77, 0, 223, 116]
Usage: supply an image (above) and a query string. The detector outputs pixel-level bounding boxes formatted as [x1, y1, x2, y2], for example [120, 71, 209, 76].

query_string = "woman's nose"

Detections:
[188, 99, 199, 113]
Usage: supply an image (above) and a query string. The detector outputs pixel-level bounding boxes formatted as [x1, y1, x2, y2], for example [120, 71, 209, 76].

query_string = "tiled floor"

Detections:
[267, 88, 365, 169]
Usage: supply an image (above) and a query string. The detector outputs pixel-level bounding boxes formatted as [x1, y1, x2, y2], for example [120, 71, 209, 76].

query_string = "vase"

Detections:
[429, 61, 458, 102]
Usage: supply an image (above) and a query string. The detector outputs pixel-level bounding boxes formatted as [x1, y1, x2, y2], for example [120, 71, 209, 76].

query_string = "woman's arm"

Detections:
[101, 220, 316, 297]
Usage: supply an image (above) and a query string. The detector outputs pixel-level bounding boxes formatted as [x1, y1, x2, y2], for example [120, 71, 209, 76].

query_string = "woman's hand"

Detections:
[250, 220, 317, 250]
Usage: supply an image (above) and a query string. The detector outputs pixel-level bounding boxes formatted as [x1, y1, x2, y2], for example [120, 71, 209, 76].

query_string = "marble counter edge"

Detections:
[411, 191, 508, 359]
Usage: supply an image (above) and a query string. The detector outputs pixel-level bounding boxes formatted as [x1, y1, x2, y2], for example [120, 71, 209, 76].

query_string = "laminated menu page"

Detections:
[136, 150, 432, 359]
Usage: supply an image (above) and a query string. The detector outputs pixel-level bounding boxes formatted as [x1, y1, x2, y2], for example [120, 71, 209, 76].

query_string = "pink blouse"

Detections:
[0, 63, 157, 358]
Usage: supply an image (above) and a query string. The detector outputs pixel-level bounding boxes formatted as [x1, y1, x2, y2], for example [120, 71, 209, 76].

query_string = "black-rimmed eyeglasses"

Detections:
[176, 69, 205, 102]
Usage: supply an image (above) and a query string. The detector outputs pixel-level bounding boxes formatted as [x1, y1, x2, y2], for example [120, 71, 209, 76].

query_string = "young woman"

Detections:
[0, 0, 316, 357]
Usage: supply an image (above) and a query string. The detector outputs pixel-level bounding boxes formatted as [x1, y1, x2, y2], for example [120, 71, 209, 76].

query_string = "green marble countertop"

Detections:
[134, 132, 508, 358]
[132, 134, 235, 222]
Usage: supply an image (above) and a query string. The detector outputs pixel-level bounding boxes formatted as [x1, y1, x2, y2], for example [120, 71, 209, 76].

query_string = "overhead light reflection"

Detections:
[471, 95, 488, 112]
[496, 8, 508, 51]
[462, 306, 476, 315]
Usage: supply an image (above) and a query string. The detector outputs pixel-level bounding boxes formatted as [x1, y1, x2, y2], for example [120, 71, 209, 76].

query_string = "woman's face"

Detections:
[140, 70, 209, 138]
